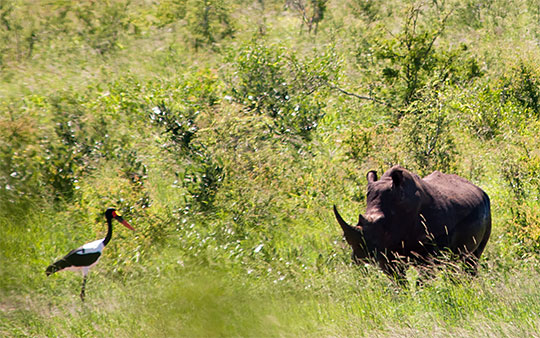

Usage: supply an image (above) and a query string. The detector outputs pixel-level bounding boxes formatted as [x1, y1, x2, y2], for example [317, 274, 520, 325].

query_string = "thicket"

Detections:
[1, 0, 538, 261]
[2, 0, 540, 336]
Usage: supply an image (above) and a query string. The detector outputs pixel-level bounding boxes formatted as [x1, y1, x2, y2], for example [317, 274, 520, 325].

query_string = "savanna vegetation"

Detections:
[2, 0, 540, 336]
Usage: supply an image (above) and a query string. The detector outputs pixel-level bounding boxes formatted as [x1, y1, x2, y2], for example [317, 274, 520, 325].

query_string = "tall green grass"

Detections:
[3, 192, 540, 336]
[4, 222, 540, 337]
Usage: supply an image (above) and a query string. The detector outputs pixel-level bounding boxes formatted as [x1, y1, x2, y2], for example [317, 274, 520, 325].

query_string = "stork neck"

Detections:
[103, 217, 113, 246]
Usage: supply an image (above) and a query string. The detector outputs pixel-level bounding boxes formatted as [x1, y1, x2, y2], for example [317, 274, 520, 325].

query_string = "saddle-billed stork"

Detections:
[46, 208, 135, 301]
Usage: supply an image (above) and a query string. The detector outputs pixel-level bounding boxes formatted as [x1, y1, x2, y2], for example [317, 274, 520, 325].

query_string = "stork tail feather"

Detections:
[45, 259, 70, 276]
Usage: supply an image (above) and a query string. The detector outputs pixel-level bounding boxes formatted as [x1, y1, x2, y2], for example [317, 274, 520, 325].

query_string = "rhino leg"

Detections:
[377, 253, 408, 285]
[464, 219, 492, 275]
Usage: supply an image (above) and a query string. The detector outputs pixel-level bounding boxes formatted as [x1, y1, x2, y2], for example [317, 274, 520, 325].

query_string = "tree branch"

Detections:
[329, 84, 395, 110]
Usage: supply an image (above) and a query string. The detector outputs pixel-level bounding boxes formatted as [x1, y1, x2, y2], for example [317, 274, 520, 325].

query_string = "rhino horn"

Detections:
[333, 205, 364, 239]
[358, 213, 368, 227]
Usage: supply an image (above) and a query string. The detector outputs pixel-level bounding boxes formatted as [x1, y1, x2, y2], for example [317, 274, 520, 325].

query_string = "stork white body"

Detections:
[60, 239, 105, 273]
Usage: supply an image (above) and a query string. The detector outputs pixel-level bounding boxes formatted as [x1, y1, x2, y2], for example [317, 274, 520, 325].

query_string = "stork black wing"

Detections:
[45, 248, 102, 275]
[46, 257, 71, 275]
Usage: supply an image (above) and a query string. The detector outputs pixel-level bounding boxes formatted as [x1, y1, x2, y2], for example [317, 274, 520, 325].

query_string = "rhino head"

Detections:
[334, 166, 427, 265]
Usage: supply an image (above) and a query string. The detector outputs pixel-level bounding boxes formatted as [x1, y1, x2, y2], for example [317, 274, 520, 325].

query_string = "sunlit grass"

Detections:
[3, 205, 540, 337]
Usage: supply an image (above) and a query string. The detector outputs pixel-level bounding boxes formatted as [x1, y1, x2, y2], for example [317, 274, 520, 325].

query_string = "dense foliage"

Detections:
[2, 0, 540, 336]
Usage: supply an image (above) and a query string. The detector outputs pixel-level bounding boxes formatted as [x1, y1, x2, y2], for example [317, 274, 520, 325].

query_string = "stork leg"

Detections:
[80, 269, 89, 302]
[80, 275, 87, 301]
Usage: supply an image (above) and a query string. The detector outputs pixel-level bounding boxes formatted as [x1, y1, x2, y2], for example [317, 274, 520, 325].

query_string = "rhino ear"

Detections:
[391, 168, 403, 188]
[366, 170, 378, 183]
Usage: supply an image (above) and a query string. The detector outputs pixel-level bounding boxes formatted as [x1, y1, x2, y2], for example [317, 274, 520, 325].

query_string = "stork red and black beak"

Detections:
[112, 211, 135, 231]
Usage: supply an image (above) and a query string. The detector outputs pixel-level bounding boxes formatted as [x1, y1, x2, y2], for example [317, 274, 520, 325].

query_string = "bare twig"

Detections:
[329, 84, 395, 110]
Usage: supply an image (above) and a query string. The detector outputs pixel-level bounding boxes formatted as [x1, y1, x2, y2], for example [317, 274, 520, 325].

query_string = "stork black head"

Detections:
[105, 208, 135, 231]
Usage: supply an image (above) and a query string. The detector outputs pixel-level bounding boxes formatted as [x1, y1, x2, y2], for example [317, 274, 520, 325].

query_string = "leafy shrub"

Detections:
[501, 63, 540, 117]
[185, 0, 235, 49]
[286, 0, 328, 34]
[40, 93, 98, 200]
[41, 86, 150, 201]
[149, 70, 224, 211]
[456, 62, 539, 140]
[343, 123, 398, 168]
[0, 94, 98, 206]
[0, 1, 39, 65]
[0, 106, 43, 204]
[73, 0, 134, 55]
[356, 3, 482, 118]
[344, 126, 375, 163]
[225, 39, 339, 140]
[151, 102, 199, 152]
[154, 0, 188, 27]
[151, 101, 224, 210]
[398, 91, 457, 176]
[457, 83, 508, 140]
[501, 146, 540, 254]
[348, 0, 387, 23]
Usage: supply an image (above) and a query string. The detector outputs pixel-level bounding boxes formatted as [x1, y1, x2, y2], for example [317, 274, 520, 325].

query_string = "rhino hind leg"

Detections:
[454, 222, 491, 275]
[447, 204, 492, 274]
[473, 218, 491, 259]
[467, 217, 492, 274]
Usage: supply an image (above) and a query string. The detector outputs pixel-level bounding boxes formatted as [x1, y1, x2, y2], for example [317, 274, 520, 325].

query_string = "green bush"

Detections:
[502, 63, 540, 117]
[151, 101, 224, 211]
[225, 39, 339, 140]
[154, 0, 188, 27]
[458, 83, 508, 140]
[355, 3, 482, 119]
[399, 90, 457, 176]
[149, 70, 224, 211]
[185, 0, 235, 49]
[286, 0, 329, 34]
[0, 104, 43, 204]
[455, 62, 539, 140]
[0, 1, 38, 65]
[72, 0, 134, 55]
[501, 145, 540, 254]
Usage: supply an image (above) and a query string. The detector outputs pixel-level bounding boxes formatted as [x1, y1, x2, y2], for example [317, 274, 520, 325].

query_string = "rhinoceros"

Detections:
[334, 165, 491, 278]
